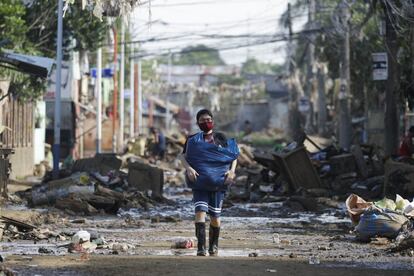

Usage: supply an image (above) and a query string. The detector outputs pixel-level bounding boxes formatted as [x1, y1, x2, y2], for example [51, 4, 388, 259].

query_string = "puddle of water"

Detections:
[0, 242, 67, 256]
[139, 248, 282, 257]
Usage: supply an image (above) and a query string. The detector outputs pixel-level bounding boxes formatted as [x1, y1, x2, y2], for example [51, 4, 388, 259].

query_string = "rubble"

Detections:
[171, 238, 194, 249]
[2, 127, 414, 267]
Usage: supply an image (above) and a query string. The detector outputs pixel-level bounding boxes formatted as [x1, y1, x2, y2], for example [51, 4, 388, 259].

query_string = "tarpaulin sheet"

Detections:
[185, 132, 239, 191]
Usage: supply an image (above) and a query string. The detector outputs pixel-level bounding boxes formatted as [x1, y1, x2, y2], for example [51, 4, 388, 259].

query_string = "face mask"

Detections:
[198, 121, 214, 132]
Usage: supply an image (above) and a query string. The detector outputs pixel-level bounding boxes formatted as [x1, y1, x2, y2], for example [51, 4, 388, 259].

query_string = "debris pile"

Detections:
[346, 193, 414, 254]
[17, 152, 175, 216]
[238, 133, 412, 200]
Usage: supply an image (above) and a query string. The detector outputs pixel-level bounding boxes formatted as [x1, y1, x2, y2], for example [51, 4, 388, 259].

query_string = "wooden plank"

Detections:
[0, 215, 37, 231]
[23, 102, 26, 147]
[29, 103, 33, 146]
[95, 185, 125, 201]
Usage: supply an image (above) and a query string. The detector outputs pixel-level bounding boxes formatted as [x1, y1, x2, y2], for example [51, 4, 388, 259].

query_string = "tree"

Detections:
[175, 45, 226, 66]
[281, 1, 381, 134]
[66, 0, 142, 19]
[0, 1, 109, 101]
[241, 58, 283, 75]
[0, 0, 44, 101]
[24, 0, 108, 57]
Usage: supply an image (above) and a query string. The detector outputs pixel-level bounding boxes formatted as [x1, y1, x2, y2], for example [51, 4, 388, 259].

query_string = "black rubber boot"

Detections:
[195, 222, 206, 256]
[208, 225, 220, 256]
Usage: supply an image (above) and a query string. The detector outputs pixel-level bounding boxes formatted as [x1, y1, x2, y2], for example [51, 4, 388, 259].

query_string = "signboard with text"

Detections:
[372, 52, 388, 81]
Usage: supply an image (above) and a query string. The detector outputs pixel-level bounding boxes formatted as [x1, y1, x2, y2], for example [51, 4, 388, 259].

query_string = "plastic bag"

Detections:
[403, 201, 414, 217]
[345, 194, 372, 224]
[355, 207, 409, 241]
[72, 230, 91, 244]
[374, 197, 396, 211]
[395, 194, 410, 211]
[185, 132, 239, 191]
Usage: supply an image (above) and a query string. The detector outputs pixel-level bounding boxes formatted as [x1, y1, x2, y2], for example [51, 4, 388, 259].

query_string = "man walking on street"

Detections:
[179, 109, 239, 256]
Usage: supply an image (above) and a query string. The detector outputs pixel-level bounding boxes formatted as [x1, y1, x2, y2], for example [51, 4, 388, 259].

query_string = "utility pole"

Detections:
[305, 0, 316, 132]
[383, 2, 399, 155]
[53, 0, 63, 179]
[96, 47, 102, 153]
[165, 52, 172, 133]
[287, 3, 301, 141]
[134, 60, 139, 133]
[119, 20, 125, 151]
[338, 0, 352, 150]
[317, 63, 327, 135]
[129, 46, 135, 138]
[137, 60, 143, 133]
[112, 27, 118, 152]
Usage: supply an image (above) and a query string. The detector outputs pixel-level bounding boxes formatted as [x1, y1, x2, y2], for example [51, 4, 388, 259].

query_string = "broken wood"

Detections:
[83, 194, 119, 214]
[95, 185, 125, 201]
[351, 144, 369, 178]
[273, 146, 323, 190]
[55, 196, 98, 215]
[0, 215, 36, 231]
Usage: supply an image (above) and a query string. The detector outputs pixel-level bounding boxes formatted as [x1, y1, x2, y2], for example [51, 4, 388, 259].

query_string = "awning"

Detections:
[0, 50, 54, 79]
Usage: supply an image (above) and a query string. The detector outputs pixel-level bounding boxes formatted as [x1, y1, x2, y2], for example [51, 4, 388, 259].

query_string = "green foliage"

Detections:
[284, 0, 414, 110]
[0, 1, 27, 50]
[24, 1, 108, 57]
[217, 75, 245, 86]
[175, 44, 225, 66]
[241, 58, 283, 75]
[0, 0, 43, 102]
[0, 1, 108, 102]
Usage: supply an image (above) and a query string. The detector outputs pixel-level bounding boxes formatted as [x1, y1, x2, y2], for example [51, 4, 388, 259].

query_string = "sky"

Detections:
[131, 0, 307, 65]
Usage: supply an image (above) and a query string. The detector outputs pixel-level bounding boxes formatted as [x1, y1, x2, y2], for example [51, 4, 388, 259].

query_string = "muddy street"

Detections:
[1, 184, 414, 275]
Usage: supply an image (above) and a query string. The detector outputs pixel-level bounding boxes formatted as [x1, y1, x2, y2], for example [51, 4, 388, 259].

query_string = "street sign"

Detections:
[298, 97, 311, 113]
[91, 67, 114, 78]
[372, 52, 388, 81]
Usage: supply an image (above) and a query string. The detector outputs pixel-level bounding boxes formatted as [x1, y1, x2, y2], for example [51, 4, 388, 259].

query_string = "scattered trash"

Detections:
[171, 238, 194, 249]
[38, 247, 54, 254]
[272, 234, 280, 244]
[71, 219, 87, 224]
[72, 230, 91, 244]
[308, 255, 320, 265]
[248, 252, 258, 257]
[347, 195, 410, 241]
[112, 243, 132, 253]
[346, 194, 372, 224]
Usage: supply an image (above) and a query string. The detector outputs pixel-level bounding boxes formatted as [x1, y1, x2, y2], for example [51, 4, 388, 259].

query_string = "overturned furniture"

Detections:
[273, 146, 324, 191]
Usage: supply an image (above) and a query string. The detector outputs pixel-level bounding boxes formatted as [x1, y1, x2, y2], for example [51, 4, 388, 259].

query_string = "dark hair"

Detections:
[196, 109, 213, 121]
[409, 126, 414, 134]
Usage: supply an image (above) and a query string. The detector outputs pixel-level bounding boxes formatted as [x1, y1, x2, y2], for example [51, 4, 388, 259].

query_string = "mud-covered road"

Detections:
[1, 186, 414, 275]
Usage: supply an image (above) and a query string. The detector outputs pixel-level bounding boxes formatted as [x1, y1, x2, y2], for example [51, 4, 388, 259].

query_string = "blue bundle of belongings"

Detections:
[185, 132, 240, 191]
